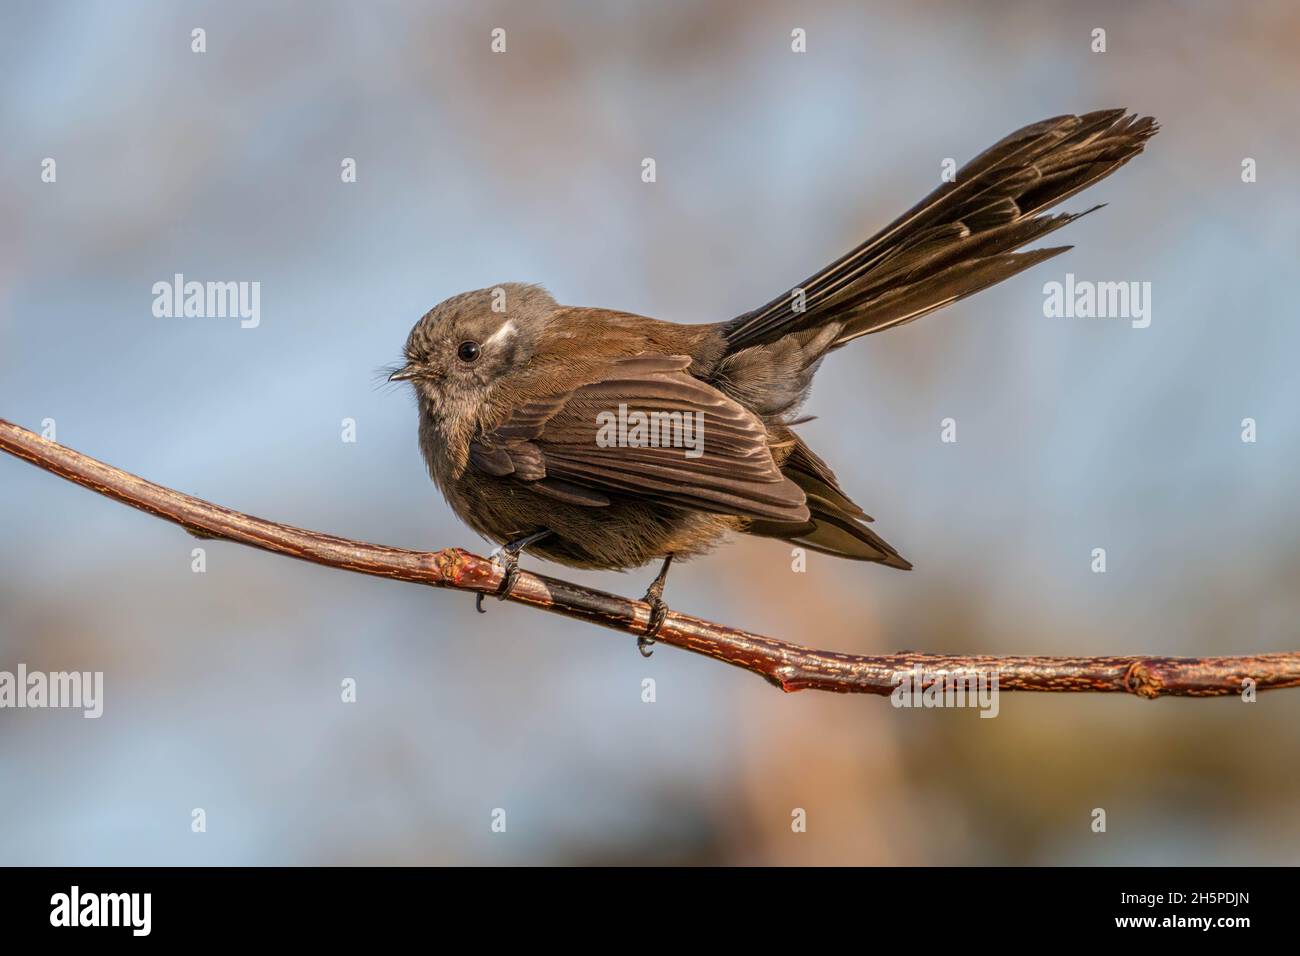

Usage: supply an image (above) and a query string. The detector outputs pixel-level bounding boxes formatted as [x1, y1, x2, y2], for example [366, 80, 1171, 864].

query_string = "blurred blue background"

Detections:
[1, 0, 1298, 864]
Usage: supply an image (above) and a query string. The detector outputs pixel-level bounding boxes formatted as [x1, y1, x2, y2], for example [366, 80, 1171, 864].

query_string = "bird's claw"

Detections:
[496, 561, 521, 601]
[635, 554, 674, 658]
[475, 531, 556, 613]
[638, 596, 669, 657]
[476, 544, 522, 613]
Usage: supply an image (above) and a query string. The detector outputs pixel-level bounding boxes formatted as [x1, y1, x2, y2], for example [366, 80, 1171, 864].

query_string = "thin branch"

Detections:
[3, 418, 1297, 698]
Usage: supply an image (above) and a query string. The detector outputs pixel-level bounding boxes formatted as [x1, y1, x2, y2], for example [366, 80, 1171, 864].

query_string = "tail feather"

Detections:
[722, 110, 1157, 570]
[833, 243, 1073, 345]
[721, 109, 1158, 353]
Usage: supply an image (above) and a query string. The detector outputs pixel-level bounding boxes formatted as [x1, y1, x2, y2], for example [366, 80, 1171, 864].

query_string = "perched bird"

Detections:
[389, 110, 1158, 653]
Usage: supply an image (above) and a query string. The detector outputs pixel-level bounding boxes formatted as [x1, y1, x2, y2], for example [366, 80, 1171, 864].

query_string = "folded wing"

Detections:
[470, 355, 810, 522]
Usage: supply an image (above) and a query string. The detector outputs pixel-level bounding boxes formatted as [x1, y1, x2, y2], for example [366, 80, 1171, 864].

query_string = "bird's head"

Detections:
[389, 283, 556, 414]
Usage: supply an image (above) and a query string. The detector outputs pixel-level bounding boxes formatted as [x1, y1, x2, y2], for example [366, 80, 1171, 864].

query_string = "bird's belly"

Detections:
[450, 475, 735, 571]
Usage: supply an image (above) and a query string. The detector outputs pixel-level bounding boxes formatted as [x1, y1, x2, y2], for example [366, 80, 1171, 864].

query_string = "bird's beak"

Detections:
[388, 365, 417, 383]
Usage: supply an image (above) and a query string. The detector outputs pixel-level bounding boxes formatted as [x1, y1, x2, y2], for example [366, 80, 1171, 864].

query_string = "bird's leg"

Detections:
[636, 554, 674, 658]
[476, 529, 552, 613]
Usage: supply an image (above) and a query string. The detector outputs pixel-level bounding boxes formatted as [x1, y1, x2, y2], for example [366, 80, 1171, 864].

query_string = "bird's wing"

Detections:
[469, 354, 810, 522]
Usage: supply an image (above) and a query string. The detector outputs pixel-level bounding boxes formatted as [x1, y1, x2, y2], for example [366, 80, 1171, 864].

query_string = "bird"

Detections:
[388, 109, 1158, 655]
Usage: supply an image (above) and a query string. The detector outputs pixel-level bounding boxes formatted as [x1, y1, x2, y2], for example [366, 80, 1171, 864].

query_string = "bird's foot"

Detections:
[637, 596, 669, 658]
[636, 554, 674, 657]
[475, 530, 551, 613]
[475, 546, 521, 613]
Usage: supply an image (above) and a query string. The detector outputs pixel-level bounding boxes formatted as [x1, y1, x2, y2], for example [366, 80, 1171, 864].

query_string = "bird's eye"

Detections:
[456, 341, 481, 363]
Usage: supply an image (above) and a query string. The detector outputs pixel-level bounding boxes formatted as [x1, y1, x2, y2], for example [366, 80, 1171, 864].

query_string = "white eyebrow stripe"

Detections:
[483, 319, 517, 348]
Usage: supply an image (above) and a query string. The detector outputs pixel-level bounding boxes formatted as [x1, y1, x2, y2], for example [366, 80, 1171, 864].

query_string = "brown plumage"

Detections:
[391, 110, 1158, 596]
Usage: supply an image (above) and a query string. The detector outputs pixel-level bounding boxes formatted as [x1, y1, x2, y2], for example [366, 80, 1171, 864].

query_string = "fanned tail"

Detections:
[723, 110, 1158, 569]
[721, 109, 1158, 353]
